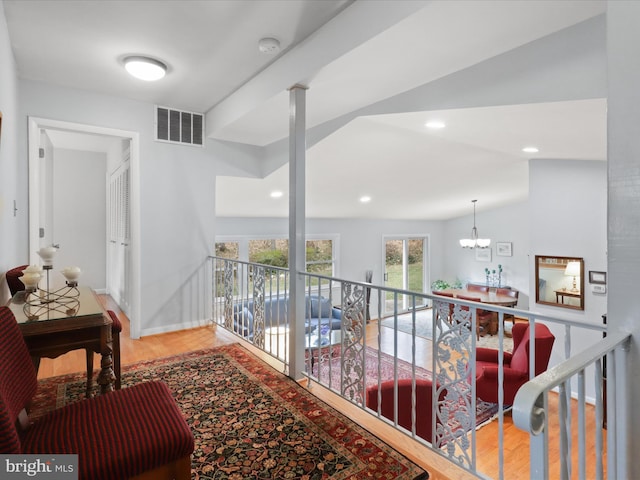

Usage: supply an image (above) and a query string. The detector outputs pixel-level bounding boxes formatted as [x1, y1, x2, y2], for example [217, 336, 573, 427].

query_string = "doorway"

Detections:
[27, 117, 141, 338]
[383, 236, 429, 316]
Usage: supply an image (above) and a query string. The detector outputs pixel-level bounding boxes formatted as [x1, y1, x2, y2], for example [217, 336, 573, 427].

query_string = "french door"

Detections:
[383, 237, 428, 316]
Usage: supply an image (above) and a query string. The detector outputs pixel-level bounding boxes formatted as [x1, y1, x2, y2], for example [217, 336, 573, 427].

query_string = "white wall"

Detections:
[17, 80, 228, 335]
[529, 158, 607, 375]
[442, 201, 530, 308]
[0, 2, 21, 303]
[52, 148, 106, 290]
[215, 216, 446, 288]
[607, 2, 640, 473]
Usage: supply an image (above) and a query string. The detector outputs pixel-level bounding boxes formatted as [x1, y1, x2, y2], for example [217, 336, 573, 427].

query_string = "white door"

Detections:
[107, 146, 131, 313]
[29, 117, 140, 338]
[41, 132, 108, 290]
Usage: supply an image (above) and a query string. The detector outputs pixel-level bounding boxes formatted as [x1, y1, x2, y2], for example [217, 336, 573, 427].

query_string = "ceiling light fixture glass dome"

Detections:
[124, 56, 167, 81]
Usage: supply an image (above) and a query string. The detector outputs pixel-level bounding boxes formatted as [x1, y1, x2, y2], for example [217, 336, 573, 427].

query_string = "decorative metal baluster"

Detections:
[433, 301, 474, 469]
[223, 259, 234, 330]
[340, 282, 365, 404]
[252, 266, 265, 349]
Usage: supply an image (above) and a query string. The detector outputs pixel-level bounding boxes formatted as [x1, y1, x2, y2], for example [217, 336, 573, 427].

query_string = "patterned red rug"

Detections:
[310, 346, 500, 430]
[31, 344, 429, 479]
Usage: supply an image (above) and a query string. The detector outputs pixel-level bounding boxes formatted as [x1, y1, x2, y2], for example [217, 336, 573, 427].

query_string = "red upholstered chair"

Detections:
[476, 322, 555, 405]
[365, 378, 443, 443]
[0, 306, 194, 480]
[5, 265, 27, 296]
[86, 309, 122, 392]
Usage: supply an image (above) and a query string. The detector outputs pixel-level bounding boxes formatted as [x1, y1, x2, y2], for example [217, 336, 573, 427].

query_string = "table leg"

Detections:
[97, 324, 115, 394]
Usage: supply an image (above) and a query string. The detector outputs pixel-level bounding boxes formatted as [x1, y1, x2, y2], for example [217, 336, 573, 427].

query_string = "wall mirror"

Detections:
[535, 255, 584, 310]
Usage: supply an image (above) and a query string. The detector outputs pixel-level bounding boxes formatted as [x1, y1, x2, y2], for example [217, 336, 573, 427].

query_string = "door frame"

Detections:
[381, 235, 430, 316]
[28, 117, 141, 338]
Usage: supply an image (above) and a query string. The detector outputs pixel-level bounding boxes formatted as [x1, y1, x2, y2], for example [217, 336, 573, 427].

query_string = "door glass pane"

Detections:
[384, 238, 427, 315]
[385, 240, 404, 313]
[407, 238, 424, 302]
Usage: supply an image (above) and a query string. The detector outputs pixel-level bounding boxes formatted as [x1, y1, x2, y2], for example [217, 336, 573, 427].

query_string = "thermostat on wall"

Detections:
[592, 284, 607, 294]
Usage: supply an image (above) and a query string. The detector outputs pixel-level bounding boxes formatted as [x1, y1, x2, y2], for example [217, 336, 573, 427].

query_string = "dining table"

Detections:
[434, 288, 519, 307]
[8, 286, 115, 396]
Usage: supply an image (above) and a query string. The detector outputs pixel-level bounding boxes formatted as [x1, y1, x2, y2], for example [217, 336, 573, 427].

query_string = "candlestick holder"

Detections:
[20, 248, 82, 320]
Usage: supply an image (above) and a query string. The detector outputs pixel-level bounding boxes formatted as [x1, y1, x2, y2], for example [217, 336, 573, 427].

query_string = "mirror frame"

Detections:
[535, 255, 585, 310]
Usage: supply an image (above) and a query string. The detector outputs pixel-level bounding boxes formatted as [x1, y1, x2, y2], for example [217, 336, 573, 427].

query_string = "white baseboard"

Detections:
[139, 317, 211, 338]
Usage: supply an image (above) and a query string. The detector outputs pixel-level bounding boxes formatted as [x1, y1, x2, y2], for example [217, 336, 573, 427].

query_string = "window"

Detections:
[214, 235, 338, 294]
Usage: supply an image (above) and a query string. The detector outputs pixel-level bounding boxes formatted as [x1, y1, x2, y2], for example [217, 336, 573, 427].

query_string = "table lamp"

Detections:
[564, 261, 581, 292]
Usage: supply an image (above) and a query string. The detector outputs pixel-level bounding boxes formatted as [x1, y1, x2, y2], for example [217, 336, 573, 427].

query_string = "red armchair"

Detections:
[365, 378, 443, 443]
[476, 322, 555, 405]
[0, 306, 194, 479]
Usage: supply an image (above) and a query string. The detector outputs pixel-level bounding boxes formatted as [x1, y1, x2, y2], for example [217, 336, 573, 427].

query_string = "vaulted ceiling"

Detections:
[3, 0, 607, 219]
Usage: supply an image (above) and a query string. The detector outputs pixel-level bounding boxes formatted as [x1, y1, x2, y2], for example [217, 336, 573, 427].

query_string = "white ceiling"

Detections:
[3, 0, 608, 220]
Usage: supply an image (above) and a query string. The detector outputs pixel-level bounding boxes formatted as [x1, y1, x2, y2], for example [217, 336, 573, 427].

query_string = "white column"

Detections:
[288, 84, 307, 380]
[607, 2, 640, 477]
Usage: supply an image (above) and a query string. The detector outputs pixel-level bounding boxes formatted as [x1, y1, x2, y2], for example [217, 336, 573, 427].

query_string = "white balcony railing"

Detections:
[209, 256, 626, 479]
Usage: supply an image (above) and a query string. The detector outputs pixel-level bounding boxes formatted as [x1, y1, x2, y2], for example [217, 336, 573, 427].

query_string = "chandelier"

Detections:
[459, 200, 490, 249]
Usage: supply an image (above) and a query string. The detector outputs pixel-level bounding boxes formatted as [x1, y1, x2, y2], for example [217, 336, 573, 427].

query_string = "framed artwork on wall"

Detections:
[475, 248, 491, 262]
[589, 271, 607, 284]
[496, 242, 512, 257]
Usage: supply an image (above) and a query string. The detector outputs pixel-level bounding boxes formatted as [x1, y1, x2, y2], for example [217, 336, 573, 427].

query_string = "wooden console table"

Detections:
[555, 289, 581, 304]
[8, 286, 115, 396]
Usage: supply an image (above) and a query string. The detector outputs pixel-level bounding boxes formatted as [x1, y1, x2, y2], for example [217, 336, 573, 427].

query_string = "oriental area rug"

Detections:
[31, 344, 429, 480]
[311, 346, 502, 431]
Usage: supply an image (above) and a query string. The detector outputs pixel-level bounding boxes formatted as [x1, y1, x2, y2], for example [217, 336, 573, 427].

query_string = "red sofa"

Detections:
[365, 378, 443, 443]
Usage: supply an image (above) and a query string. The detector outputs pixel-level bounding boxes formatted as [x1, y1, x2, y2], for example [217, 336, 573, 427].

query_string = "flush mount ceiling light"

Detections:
[270, 190, 283, 198]
[359, 196, 372, 203]
[258, 37, 281, 54]
[425, 120, 446, 129]
[124, 56, 167, 81]
[460, 200, 490, 249]
[522, 146, 539, 153]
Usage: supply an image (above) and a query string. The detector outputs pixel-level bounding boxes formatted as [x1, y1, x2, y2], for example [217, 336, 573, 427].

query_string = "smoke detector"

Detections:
[258, 37, 281, 54]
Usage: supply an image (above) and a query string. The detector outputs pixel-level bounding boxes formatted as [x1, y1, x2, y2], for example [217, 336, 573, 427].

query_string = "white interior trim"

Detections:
[27, 116, 142, 339]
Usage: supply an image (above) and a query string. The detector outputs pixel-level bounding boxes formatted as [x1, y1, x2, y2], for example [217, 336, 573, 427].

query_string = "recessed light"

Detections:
[124, 56, 167, 81]
[522, 146, 539, 153]
[425, 121, 446, 129]
[270, 191, 283, 198]
[360, 196, 371, 203]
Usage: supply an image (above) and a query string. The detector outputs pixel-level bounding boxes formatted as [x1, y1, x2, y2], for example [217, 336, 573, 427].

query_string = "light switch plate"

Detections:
[592, 284, 607, 294]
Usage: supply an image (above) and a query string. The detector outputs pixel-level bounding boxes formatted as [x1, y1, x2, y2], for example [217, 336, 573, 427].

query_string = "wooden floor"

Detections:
[37, 297, 606, 480]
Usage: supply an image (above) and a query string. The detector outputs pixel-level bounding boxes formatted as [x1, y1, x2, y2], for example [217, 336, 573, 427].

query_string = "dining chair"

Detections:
[0, 306, 194, 479]
[432, 291, 454, 323]
[467, 284, 489, 293]
[496, 288, 519, 333]
[5, 265, 28, 296]
[457, 295, 494, 339]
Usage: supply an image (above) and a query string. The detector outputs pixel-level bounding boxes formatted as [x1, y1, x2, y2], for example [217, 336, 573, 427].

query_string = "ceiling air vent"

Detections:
[155, 106, 204, 147]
